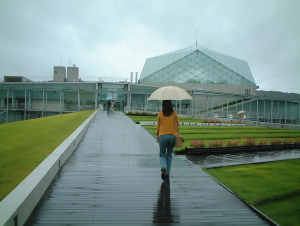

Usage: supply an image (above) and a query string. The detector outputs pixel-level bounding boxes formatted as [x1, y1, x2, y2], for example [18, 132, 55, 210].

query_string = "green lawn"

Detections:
[0, 110, 95, 201]
[203, 159, 300, 226]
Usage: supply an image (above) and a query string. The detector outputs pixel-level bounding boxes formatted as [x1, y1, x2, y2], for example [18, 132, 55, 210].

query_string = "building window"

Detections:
[245, 89, 250, 95]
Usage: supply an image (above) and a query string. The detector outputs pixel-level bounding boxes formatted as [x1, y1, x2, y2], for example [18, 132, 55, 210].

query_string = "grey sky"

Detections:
[0, 0, 299, 93]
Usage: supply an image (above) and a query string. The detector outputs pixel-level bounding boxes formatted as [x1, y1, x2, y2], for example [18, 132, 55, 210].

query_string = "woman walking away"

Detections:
[156, 100, 179, 180]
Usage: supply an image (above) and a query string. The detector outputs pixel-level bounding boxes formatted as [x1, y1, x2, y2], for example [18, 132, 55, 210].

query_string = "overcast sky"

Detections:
[0, 0, 299, 94]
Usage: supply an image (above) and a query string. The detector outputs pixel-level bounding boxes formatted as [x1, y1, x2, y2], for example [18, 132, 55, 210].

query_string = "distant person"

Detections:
[111, 100, 115, 113]
[156, 100, 179, 180]
[239, 113, 244, 123]
[107, 100, 111, 113]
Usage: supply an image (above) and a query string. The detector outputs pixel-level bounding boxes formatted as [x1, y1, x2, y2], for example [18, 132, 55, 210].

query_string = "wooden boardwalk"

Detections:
[25, 111, 270, 225]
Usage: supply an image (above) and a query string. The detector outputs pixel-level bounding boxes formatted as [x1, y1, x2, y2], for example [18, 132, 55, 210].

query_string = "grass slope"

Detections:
[255, 194, 300, 226]
[203, 159, 300, 226]
[0, 110, 95, 201]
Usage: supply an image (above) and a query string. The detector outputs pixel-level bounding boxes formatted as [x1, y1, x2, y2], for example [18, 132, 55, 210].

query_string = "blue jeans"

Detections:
[159, 134, 175, 174]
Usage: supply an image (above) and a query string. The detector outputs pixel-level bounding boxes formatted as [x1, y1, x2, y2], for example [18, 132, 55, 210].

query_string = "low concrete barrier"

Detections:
[139, 121, 247, 126]
[248, 121, 300, 130]
[0, 110, 98, 226]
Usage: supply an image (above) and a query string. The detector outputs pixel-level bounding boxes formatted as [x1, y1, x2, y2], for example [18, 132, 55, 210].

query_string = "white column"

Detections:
[285, 101, 287, 124]
[257, 99, 259, 121]
[264, 100, 266, 122]
[196, 96, 198, 117]
[11, 90, 14, 109]
[249, 100, 252, 121]
[24, 90, 27, 120]
[42, 90, 44, 117]
[60, 91, 62, 114]
[6, 89, 9, 123]
[227, 98, 229, 119]
[211, 96, 214, 116]
[206, 96, 208, 116]
[242, 99, 244, 110]
[221, 97, 223, 118]
[236, 98, 237, 115]
[271, 100, 273, 123]
[77, 91, 80, 112]
[45, 91, 48, 112]
[291, 101, 293, 124]
[95, 83, 98, 109]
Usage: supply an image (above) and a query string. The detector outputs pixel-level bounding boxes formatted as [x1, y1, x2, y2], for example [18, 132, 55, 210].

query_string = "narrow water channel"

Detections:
[186, 149, 300, 168]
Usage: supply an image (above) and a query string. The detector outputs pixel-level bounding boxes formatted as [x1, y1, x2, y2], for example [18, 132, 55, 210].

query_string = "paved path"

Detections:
[25, 111, 270, 225]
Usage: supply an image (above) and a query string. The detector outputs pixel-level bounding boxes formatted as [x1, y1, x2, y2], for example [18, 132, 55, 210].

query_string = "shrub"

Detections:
[141, 112, 147, 115]
[190, 140, 206, 148]
[282, 139, 293, 144]
[241, 138, 256, 146]
[295, 138, 300, 143]
[258, 140, 268, 145]
[209, 140, 224, 147]
[226, 140, 240, 147]
[270, 139, 282, 145]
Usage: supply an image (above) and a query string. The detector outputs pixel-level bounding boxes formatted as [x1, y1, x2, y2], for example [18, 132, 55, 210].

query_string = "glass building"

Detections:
[140, 45, 256, 86]
[0, 46, 299, 126]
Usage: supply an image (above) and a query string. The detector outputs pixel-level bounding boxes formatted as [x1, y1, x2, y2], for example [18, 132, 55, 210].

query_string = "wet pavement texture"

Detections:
[187, 149, 300, 168]
[25, 111, 270, 225]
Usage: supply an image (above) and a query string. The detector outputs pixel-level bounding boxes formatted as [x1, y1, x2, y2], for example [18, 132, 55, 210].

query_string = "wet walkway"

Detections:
[25, 111, 270, 225]
[187, 149, 300, 168]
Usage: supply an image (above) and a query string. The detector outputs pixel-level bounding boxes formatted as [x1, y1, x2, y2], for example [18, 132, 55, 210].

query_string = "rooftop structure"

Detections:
[140, 45, 256, 86]
[4, 76, 33, 83]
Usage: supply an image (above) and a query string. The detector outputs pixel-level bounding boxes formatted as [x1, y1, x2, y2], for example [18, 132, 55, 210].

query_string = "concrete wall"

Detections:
[246, 120, 300, 130]
[53, 66, 66, 82]
[0, 110, 98, 226]
[67, 67, 79, 82]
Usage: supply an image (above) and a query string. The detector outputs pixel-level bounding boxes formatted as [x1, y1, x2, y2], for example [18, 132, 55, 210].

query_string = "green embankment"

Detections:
[0, 110, 95, 201]
[203, 159, 300, 226]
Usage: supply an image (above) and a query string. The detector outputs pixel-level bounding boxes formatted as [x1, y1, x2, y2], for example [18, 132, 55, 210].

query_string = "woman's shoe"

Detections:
[161, 167, 166, 180]
[165, 174, 169, 180]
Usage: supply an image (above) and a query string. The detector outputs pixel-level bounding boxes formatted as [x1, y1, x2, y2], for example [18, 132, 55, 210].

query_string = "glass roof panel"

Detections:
[140, 45, 256, 86]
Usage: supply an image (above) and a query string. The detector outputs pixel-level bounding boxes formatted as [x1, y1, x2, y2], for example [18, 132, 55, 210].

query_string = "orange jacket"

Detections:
[156, 111, 179, 137]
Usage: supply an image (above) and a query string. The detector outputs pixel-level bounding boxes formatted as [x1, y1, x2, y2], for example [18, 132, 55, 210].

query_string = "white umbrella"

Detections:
[147, 86, 193, 101]
[237, 110, 245, 114]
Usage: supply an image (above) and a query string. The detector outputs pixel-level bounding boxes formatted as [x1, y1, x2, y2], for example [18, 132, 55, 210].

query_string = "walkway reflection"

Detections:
[187, 149, 300, 168]
[153, 180, 180, 223]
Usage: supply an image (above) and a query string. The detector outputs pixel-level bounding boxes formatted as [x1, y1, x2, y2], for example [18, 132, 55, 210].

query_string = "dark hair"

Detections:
[162, 100, 174, 116]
